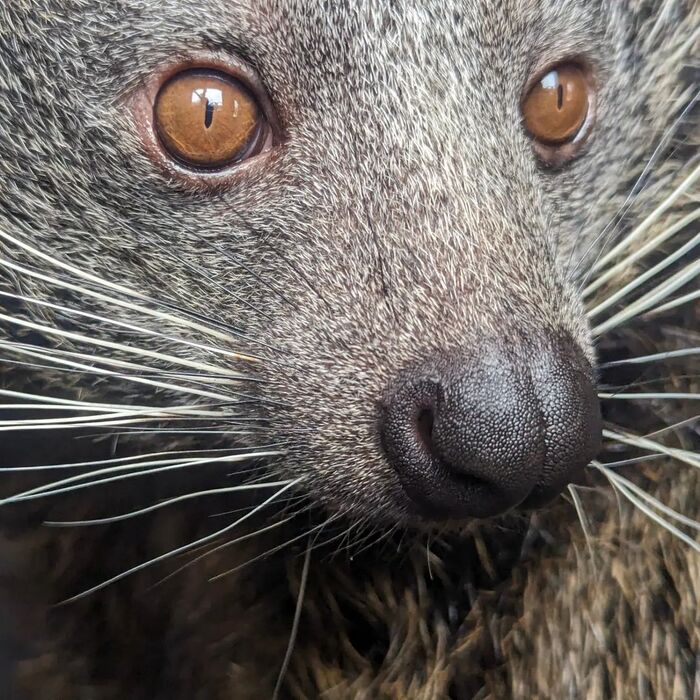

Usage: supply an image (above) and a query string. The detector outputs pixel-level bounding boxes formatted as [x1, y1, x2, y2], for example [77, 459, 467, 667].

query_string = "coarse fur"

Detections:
[0, 0, 697, 698]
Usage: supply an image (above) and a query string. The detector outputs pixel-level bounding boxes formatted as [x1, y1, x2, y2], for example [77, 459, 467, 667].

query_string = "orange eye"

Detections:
[154, 69, 268, 170]
[522, 64, 590, 147]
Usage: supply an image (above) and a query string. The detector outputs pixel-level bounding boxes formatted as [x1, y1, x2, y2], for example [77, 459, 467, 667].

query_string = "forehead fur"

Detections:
[0, 0, 695, 520]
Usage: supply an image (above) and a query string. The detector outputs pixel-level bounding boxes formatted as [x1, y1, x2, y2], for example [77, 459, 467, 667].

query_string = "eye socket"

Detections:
[154, 69, 269, 170]
[522, 63, 593, 161]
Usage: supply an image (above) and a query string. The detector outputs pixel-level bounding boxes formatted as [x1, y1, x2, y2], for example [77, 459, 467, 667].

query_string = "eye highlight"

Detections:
[522, 63, 593, 164]
[154, 69, 268, 170]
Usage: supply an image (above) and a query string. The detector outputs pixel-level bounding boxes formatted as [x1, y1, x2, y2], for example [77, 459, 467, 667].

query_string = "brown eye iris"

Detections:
[522, 64, 590, 146]
[154, 69, 267, 170]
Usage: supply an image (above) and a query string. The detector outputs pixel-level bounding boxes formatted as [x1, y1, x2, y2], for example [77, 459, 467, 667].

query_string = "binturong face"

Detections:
[0, 1, 694, 527]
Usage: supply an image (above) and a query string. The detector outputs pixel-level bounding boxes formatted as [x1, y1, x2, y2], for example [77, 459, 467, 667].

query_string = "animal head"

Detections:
[0, 1, 695, 526]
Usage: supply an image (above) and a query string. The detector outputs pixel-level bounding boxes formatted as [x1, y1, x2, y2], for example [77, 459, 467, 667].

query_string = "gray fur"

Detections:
[0, 0, 697, 698]
[0, 0, 691, 520]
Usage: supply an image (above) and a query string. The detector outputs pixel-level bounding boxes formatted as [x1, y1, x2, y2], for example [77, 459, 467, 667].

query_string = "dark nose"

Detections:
[380, 336, 601, 520]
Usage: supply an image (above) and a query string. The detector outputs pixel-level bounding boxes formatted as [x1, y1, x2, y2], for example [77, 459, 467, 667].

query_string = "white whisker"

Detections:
[0, 451, 282, 505]
[593, 257, 699, 336]
[0, 396, 230, 424]
[599, 468, 700, 532]
[643, 287, 700, 317]
[590, 160, 700, 274]
[0, 229, 259, 347]
[209, 516, 338, 583]
[46, 480, 294, 526]
[57, 478, 303, 605]
[595, 464, 700, 552]
[643, 415, 700, 439]
[0, 341, 245, 402]
[0, 416, 217, 432]
[0, 288, 262, 365]
[598, 347, 700, 368]
[595, 454, 665, 469]
[587, 229, 699, 318]
[150, 514, 298, 589]
[86, 427, 258, 438]
[0, 448, 241, 472]
[603, 429, 700, 469]
[584, 208, 700, 297]
[568, 484, 596, 560]
[0, 310, 248, 377]
[272, 537, 312, 700]
[599, 392, 699, 401]
[571, 95, 698, 284]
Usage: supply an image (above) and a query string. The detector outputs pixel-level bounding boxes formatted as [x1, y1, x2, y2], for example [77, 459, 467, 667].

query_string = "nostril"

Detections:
[415, 404, 492, 492]
[416, 406, 435, 452]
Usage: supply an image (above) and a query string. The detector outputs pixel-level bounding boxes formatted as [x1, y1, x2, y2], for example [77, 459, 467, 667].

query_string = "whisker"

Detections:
[603, 429, 700, 469]
[592, 257, 699, 336]
[595, 464, 700, 552]
[583, 208, 700, 297]
[643, 287, 700, 317]
[595, 454, 666, 469]
[0, 310, 251, 377]
[599, 391, 699, 401]
[0, 406, 245, 432]
[80, 427, 262, 438]
[589, 155, 700, 275]
[0, 451, 283, 505]
[571, 95, 698, 282]
[342, 522, 392, 560]
[151, 513, 299, 589]
[0, 391, 230, 417]
[643, 415, 699, 439]
[0, 226, 286, 352]
[0, 341, 249, 402]
[56, 478, 303, 605]
[0, 289, 263, 366]
[586, 229, 700, 319]
[0, 251, 246, 348]
[209, 515, 339, 582]
[0, 388, 162, 411]
[599, 468, 700, 532]
[46, 480, 294, 526]
[0, 415, 228, 432]
[598, 372, 700, 392]
[0, 447, 242, 472]
[567, 484, 596, 560]
[0, 354, 243, 387]
[272, 536, 312, 700]
[598, 347, 700, 368]
[300, 521, 356, 558]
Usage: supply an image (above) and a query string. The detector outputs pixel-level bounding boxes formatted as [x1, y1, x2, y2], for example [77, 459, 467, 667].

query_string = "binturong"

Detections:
[0, 1, 697, 698]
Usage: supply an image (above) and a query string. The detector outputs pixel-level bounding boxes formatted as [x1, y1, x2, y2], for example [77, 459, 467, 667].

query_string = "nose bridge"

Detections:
[356, 167, 551, 259]
[311, 31, 560, 330]
[381, 219, 565, 349]
[354, 148, 559, 313]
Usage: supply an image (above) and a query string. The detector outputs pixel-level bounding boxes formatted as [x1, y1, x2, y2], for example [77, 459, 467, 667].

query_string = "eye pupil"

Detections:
[522, 63, 590, 150]
[154, 69, 266, 170]
[204, 100, 215, 129]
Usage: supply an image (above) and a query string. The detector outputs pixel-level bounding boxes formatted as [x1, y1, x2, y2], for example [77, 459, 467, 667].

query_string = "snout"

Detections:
[380, 335, 601, 520]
